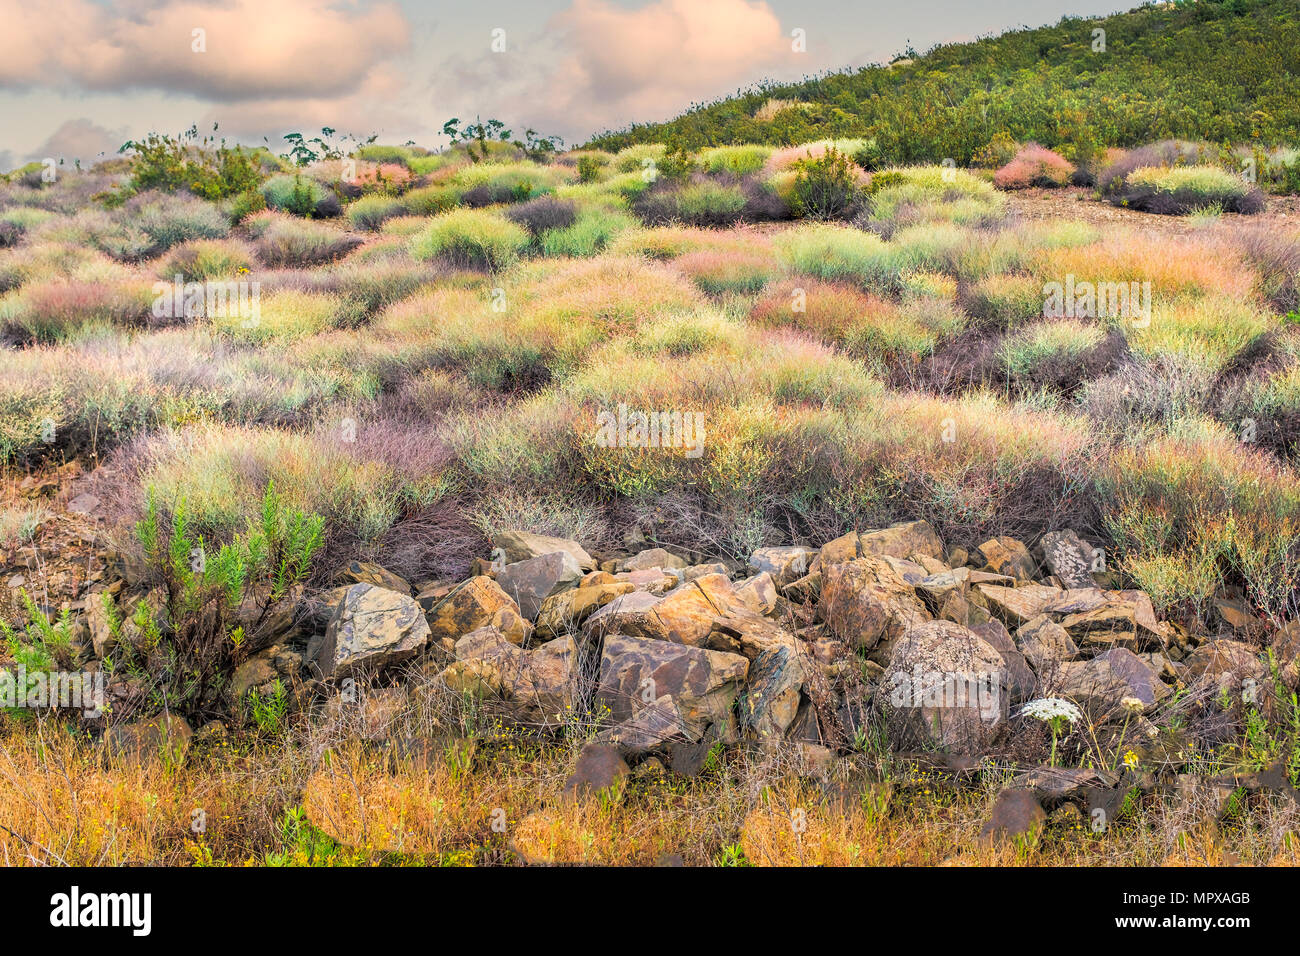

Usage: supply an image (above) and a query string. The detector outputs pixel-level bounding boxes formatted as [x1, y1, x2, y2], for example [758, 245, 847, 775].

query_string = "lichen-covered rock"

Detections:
[1038, 530, 1100, 589]
[882, 620, 1007, 751]
[493, 530, 594, 570]
[426, 576, 530, 648]
[310, 584, 430, 680]
[496, 550, 583, 621]
[597, 634, 749, 741]
[440, 627, 577, 729]
[738, 645, 806, 738]
[818, 557, 929, 654]
[1054, 648, 1170, 720]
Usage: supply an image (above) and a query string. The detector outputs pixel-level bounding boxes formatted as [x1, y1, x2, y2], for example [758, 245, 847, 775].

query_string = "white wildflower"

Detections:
[1018, 697, 1083, 724]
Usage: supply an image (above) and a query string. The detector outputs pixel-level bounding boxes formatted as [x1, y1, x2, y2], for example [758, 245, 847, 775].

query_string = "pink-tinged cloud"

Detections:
[0, 0, 411, 100]
[437, 0, 814, 142]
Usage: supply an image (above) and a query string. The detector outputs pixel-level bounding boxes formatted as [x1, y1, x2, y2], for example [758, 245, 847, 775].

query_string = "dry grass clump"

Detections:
[251, 213, 363, 267]
[994, 143, 1076, 189]
[0, 279, 157, 344]
[158, 238, 254, 281]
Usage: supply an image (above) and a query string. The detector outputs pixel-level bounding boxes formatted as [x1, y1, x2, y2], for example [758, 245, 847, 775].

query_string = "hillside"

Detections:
[588, 0, 1300, 165]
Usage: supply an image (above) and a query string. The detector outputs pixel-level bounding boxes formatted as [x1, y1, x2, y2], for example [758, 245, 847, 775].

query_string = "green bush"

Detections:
[262, 174, 334, 217]
[409, 208, 530, 270]
[539, 207, 636, 257]
[347, 195, 406, 231]
[790, 146, 861, 219]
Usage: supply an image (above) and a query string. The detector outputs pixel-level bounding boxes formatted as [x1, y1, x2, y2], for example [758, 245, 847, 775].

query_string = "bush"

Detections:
[347, 195, 406, 231]
[993, 143, 1076, 189]
[539, 207, 635, 257]
[132, 193, 230, 255]
[505, 196, 578, 236]
[401, 184, 460, 216]
[773, 223, 891, 287]
[118, 129, 263, 201]
[158, 239, 253, 281]
[253, 215, 363, 267]
[262, 174, 338, 218]
[1110, 164, 1265, 214]
[637, 181, 748, 226]
[114, 482, 323, 720]
[676, 249, 779, 295]
[699, 145, 773, 176]
[409, 208, 530, 270]
[790, 146, 862, 220]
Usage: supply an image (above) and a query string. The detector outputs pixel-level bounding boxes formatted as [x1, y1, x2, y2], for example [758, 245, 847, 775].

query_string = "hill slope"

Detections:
[587, 0, 1300, 165]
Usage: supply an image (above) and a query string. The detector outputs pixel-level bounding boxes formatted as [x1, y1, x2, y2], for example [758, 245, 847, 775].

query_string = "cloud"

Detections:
[28, 118, 129, 164]
[0, 0, 411, 100]
[435, 0, 814, 142]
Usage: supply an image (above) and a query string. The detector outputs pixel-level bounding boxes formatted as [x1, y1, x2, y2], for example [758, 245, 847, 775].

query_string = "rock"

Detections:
[298, 585, 353, 631]
[734, 572, 778, 616]
[618, 547, 687, 572]
[1043, 588, 1109, 615]
[936, 589, 991, 628]
[976, 583, 1061, 626]
[813, 531, 862, 571]
[971, 620, 1035, 703]
[1183, 640, 1265, 694]
[1012, 766, 1114, 801]
[1039, 530, 1100, 589]
[1054, 648, 1171, 720]
[310, 584, 430, 680]
[707, 610, 797, 659]
[738, 645, 806, 738]
[534, 580, 635, 638]
[977, 536, 1037, 580]
[748, 546, 816, 586]
[882, 620, 1007, 751]
[594, 695, 687, 754]
[230, 652, 278, 700]
[979, 788, 1045, 842]
[1059, 603, 1143, 650]
[1272, 622, 1300, 689]
[678, 562, 729, 583]
[1016, 615, 1079, 670]
[105, 714, 193, 766]
[6, 574, 25, 589]
[597, 634, 749, 741]
[859, 520, 943, 561]
[1214, 596, 1261, 633]
[496, 550, 583, 621]
[583, 590, 664, 639]
[493, 530, 594, 570]
[563, 742, 629, 799]
[85, 590, 116, 658]
[66, 493, 100, 515]
[819, 557, 929, 654]
[425, 576, 529, 648]
[916, 567, 971, 605]
[233, 583, 304, 647]
[335, 560, 411, 595]
[440, 628, 577, 729]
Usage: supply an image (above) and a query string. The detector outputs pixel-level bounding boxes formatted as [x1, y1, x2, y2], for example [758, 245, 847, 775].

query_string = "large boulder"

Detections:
[597, 634, 749, 741]
[737, 644, 806, 739]
[534, 580, 635, 639]
[881, 620, 1007, 752]
[976, 537, 1037, 581]
[439, 627, 577, 729]
[496, 550, 583, 621]
[426, 576, 530, 648]
[618, 547, 687, 572]
[310, 584, 430, 680]
[493, 530, 594, 570]
[818, 557, 929, 655]
[1038, 530, 1100, 589]
[859, 520, 944, 561]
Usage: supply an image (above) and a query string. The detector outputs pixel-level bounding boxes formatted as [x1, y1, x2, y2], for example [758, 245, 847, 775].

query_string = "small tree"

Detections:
[791, 146, 861, 220]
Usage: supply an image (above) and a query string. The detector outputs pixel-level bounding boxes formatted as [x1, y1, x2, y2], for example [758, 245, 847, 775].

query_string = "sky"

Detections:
[0, 0, 1130, 171]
